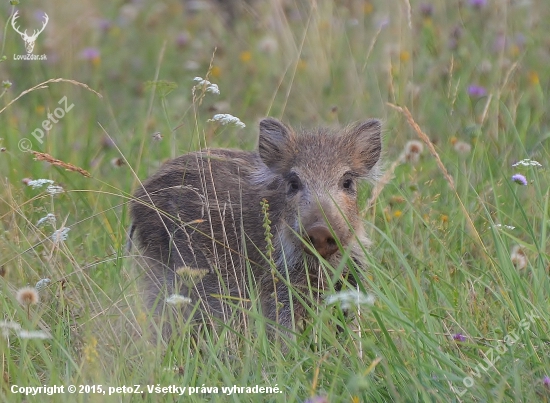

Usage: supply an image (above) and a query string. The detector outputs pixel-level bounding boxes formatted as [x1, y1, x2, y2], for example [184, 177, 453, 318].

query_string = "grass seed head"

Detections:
[175, 266, 209, 284]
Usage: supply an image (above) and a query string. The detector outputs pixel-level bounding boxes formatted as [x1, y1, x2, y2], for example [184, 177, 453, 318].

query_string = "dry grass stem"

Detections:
[0, 78, 102, 116]
[388, 104, 456, 188]
[31, 151, 91, 177]
[366, 154, 404, 212]
[387, 103, 485, 250]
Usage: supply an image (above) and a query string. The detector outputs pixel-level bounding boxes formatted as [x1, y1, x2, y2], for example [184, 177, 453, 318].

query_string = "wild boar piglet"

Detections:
[129, 117, 382, 331]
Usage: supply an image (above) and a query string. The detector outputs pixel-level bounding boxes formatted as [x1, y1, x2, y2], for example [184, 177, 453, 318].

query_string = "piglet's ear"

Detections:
[258, 118, 293, 172]
[349, 119, 382, 179]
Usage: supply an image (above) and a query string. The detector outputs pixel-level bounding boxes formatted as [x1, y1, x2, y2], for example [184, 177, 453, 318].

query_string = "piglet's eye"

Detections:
[287, 174, 302, 194]
[343, 178, 353, 189]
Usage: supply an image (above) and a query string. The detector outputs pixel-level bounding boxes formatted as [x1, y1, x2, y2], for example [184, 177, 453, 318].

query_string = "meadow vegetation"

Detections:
[0, 0, 549, 401]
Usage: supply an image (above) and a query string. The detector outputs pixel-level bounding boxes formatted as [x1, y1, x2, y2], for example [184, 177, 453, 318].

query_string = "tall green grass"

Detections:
[1, 0, 549, 402]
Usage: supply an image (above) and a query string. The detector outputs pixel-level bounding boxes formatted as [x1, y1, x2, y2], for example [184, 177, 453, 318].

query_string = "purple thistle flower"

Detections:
[419, 3, 434, 17]
[469, 0, 487, 8]
[493, 33, 507, 53]
[543, 375, 550, 387]
[468, 85, 487, 98]
[515, 33, 526, 48]
[452, 333, 466, 342]
[451, 25, 463, 40]
[512, 174, 527, 185]
[96, 18, 112, 33]
[80, 47, 100, 60]
[377, 17, 390, 30]
[33, 10, 48, 21]
[304, 396, 329, 403]
[176, 32, 190, 48]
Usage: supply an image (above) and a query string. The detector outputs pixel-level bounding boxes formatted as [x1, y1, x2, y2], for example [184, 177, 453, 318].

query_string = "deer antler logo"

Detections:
[11, 11, 49, 54]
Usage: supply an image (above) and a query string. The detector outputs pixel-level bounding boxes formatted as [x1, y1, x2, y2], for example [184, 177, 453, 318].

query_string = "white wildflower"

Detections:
[325, 290, 376, 310]
[119, 4, 140, 24]
[512, 159, 542, 167]
[35, 278, 51, 291]
[46, 185, 64, 195]
[166, 294, 192, 306]
[510, 245, 527, 270]
[0, 320, 21, 331]
[36, 213, 56, 227]
[51, 227, 70, 243]
[453, 141, 472, 155]
[184, 61, 200, 70]
[257, 36, 278, 55]
[17, 329, 51, 340]
[193, 77, 220, 95]
[207, 113, 246, 128]
[492, 224, 516, 230]
[0, 320, 21, 339]
[27, 179, 54, 189]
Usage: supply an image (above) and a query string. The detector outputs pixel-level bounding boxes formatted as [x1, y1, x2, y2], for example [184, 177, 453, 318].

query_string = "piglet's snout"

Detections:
[304, 225, 338, 258]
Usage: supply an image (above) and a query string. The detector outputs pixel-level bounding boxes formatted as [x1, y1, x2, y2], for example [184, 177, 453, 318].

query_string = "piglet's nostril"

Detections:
[305, 225, 339, 258]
